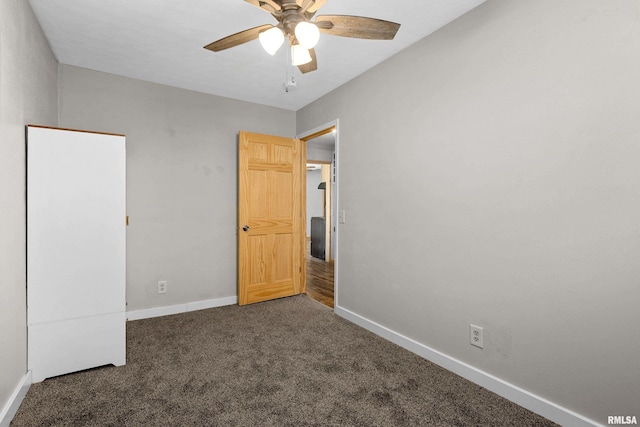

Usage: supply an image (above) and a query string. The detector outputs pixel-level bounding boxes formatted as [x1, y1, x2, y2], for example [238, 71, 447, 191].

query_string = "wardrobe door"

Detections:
[27, 126, 126, 382]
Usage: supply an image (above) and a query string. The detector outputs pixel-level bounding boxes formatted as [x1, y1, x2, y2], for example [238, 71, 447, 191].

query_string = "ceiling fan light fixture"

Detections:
[291, 44, 312, 66]
[259, 26, 285, 55]
[294, 21, 320, 49]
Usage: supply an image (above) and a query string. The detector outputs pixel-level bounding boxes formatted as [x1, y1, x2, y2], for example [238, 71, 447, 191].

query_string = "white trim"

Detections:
[0, 371, 32, 427]
[126, 296, 237, 321]
[334, 305, 602, 427]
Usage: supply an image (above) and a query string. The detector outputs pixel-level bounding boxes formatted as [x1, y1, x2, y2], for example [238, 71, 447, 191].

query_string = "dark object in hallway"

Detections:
[310, 216, 326, 259]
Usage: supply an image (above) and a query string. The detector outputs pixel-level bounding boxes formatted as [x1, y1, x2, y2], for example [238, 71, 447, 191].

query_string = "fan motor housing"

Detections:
[281, 10, 306, 35]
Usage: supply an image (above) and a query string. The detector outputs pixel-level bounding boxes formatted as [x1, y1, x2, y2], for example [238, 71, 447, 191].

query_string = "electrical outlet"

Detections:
[157, 281, 167, 294]
[470, 324, 484, 349]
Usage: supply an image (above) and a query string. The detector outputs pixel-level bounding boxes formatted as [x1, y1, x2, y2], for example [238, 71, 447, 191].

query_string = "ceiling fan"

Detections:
[204, 0, 401, 74]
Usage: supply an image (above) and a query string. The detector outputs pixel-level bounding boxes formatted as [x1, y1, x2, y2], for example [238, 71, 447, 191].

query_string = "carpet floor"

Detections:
[12, 295, 557, 426]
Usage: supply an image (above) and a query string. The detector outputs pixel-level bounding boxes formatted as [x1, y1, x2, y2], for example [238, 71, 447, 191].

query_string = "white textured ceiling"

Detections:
[29, 0, 485, 111]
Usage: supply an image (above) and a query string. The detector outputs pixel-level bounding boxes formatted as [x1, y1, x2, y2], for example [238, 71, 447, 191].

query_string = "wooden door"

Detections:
[238, 131, 306, 305]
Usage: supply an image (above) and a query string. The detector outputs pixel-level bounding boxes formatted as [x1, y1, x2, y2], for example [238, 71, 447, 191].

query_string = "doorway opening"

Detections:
[299, 121, 339, 309]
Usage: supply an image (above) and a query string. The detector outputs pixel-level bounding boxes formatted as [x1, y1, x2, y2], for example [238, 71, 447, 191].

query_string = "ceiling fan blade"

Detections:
[303, 0, 328, 19]
[244, 0, 281, 14]
[296, 0, 314, 13]
[204, 24, 274, 52]
[315, 15, 400, 40]
[298, 48, 318, 74]
[307, 0, 327, 13]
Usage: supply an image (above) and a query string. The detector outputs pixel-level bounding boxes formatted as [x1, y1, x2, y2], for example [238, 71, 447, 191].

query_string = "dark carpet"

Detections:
[12, 295, 557, 426]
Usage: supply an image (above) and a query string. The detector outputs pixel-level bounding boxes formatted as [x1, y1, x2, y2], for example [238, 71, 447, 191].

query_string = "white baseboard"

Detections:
[127, 296, 237, 321]
[334, 305, 602, 427]
[0, 371, 31, 427]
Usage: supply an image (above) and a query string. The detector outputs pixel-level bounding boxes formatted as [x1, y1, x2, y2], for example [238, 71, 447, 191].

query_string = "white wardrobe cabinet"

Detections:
[27, 125, 126, 383]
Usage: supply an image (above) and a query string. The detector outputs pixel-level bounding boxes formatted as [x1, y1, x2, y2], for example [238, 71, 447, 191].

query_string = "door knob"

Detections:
[242, 225, 250, 232]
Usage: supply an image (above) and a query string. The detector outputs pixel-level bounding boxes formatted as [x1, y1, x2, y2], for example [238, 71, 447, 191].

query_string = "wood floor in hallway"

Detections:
[305, 239, 334, 308]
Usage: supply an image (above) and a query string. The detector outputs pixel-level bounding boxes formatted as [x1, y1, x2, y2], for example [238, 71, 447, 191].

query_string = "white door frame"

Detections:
[297, 119, 340, 309]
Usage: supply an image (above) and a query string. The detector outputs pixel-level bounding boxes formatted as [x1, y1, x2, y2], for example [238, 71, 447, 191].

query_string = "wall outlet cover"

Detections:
[470, 324, 484, 349]
[157, 281, 167, 294]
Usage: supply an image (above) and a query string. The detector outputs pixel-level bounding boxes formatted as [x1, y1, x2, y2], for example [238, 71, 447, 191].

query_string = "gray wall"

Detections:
[58, 65, 296, 311]
[306, 143, 333, 163]
[297, 0, 640, 423]
[0, 0, 58, 414]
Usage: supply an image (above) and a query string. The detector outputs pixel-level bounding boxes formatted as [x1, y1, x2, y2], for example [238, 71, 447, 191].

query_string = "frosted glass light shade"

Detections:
[291, 44, 312, 66]
[259, 27, 285, 55]
[294, 22, 320, 49]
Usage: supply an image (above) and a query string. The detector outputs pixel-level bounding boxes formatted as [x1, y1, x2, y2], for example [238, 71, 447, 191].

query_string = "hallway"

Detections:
[305, 239, 334, 308]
